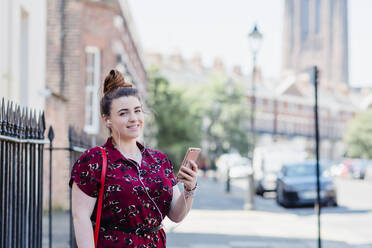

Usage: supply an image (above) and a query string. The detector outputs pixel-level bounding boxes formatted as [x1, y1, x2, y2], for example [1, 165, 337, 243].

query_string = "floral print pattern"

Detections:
[69, 137, 177, 247]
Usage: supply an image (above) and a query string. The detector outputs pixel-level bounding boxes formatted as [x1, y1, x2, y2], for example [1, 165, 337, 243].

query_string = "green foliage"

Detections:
[344, 111, 372, 158]
[146, 69, 251, 171]
[196, 76, 251, 159]
[146, 69, 202, 171]
[174, 72, 251, 162]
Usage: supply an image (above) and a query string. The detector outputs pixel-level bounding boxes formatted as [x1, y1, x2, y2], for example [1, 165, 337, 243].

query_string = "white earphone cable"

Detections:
[111, 124, 188, 230]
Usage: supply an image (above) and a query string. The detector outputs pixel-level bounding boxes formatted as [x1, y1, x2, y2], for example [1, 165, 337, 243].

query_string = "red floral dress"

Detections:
[69, 137, 177, 248]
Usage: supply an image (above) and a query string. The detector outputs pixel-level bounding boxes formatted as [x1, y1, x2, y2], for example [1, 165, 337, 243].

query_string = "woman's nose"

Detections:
[128, 112, 137, 121]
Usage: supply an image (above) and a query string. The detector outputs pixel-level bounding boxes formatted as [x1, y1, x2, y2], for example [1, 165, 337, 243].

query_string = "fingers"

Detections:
[176, 160, 198, 185]
[188, 160, 199, 172]
[180, 163, 197, 178]
[177, 170, 193, 182]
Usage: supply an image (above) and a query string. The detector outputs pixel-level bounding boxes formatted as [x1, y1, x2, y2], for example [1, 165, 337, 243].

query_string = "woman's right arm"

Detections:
[72, 182, 97, 248]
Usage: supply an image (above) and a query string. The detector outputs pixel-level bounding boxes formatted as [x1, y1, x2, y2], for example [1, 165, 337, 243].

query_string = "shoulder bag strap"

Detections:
[94, 147, 108, 248]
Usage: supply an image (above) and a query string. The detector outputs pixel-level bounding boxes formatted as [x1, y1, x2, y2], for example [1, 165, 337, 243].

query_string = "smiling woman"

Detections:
[69, 69, 199, 248]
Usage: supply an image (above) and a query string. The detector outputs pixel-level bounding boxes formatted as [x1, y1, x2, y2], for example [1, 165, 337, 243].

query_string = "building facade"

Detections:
[0, 0, 47, 110]
[282, 0, 349, 88]
[45, 0, 147, 209]
[145, 51, 369, 161]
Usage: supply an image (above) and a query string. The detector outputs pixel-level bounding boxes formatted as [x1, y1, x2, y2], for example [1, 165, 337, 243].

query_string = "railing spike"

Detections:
[41, 112, 46, 131]
[5, 100, 10, 122]
[20, 106, 25, 139]
[9, 101, 15, 136]
[32, 109, 37, 139]
[26, 107, 31, 139]
[48, 126, 54, 142]
[15, 105, 21, 138]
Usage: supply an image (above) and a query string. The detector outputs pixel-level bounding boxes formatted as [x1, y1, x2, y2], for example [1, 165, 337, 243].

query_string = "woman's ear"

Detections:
[102, 115, 111, 127]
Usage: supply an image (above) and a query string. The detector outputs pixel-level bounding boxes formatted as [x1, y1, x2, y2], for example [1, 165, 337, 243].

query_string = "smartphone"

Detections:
[181, 147, 201, 169]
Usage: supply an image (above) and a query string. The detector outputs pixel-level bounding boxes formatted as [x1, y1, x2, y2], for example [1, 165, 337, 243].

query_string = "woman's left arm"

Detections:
[167, 160, 198, 223]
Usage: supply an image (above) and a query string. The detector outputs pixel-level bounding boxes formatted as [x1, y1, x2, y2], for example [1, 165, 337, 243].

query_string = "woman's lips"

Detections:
[127, 124, 140, 130]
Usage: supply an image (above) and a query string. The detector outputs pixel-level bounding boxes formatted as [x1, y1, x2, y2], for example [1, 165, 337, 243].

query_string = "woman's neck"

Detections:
[112, 136, 139, 157]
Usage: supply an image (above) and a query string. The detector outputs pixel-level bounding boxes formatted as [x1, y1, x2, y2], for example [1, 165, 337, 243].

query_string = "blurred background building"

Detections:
[144, 0, 372, 162]
[0, 0, 47, 110]
[283, 0, 349, 89]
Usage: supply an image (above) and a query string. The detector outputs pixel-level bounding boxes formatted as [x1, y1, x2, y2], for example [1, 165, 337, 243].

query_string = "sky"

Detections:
[127, 0, 372, 87]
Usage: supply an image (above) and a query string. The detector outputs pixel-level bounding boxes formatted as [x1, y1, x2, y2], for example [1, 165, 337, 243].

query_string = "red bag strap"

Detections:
[94, 147, 108, 248]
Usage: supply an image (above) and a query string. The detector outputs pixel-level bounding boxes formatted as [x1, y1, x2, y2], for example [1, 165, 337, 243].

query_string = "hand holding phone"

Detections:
[181, 147, 201, 168]
[177, 147, 201, 181]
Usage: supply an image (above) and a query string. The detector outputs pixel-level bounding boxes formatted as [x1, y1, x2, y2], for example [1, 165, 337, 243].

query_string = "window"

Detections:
[84, 47, 101, 134]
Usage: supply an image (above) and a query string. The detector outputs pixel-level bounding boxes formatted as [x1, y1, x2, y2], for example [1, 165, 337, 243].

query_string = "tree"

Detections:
[344, 111, 372, 158]
[145, 69, 202, 171]
[145, 68, 251, 171]
[177, 73, 251, 163]
[200, 77, 251, 159]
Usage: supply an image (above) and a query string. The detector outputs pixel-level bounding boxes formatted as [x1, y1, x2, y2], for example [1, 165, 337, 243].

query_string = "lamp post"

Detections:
[248, 24, 263, 157]
[244, 24, 263, 210]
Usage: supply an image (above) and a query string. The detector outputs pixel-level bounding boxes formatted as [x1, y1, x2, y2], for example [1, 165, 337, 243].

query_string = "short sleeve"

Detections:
[69, 148, 102, 198]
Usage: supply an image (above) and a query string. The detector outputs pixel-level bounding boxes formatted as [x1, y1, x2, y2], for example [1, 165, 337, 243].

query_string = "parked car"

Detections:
[253, 144, 307, 196]
[276, 161, 337, 208]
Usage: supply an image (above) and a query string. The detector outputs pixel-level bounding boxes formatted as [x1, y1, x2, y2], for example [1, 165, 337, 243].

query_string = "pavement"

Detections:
[43, 174, 372, 248]
[165, 174, 372, 248]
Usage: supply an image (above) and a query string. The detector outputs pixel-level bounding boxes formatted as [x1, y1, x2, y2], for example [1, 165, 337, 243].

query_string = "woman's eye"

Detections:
[135, 109, 142, 113]
[120, 112, 127, 116]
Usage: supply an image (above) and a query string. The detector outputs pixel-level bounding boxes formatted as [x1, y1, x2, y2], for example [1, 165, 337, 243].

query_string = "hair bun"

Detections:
[103, 69, 132, 95]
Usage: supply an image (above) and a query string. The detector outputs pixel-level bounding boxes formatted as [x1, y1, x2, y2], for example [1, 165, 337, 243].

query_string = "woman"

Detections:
[69, 69, 198, 248]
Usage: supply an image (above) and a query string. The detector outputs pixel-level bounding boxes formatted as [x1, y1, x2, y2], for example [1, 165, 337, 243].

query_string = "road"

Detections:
[164, 176, 372, 248]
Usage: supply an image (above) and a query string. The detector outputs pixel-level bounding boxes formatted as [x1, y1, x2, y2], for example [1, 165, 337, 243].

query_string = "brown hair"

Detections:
[100, 69, 141, 117]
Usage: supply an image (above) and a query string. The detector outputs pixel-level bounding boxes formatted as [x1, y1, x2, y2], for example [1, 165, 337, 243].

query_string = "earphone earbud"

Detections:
[107, 120, 112, 124]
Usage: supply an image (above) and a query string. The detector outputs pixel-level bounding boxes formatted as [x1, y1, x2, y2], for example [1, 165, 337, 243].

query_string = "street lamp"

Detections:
[248, 24, 263, 156]
[245, 24, 263, 210]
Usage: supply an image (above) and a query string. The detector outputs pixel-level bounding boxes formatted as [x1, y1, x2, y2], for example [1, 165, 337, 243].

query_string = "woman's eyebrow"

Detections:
[117, 108, 129, 113]
[117, 106, 142, 113]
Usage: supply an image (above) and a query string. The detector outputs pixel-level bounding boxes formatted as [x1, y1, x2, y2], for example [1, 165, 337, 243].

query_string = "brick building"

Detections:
[45, 0, 147, 209]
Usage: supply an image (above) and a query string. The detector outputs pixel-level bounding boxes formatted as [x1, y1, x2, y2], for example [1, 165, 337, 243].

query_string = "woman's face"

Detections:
[108, 96, 144, 141]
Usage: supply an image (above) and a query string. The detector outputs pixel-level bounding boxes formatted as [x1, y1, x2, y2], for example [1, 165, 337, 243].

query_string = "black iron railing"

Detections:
[0, 98, 46, 248]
